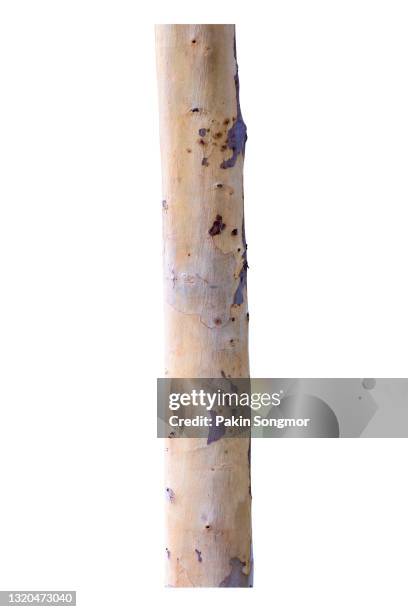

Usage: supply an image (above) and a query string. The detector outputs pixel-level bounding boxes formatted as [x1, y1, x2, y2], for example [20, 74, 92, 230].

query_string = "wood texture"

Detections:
[156, 24, 252, 588]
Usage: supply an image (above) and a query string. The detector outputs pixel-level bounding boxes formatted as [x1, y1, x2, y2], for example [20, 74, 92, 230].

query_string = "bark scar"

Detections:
[207, 409, 226, 444]
[209, 215, 226, 236]
[165, 487, 175, 502]
[220, 37, 247, 169]
[219, 558, 250, 587]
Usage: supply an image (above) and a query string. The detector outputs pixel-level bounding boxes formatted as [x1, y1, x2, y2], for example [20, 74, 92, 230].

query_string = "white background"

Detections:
[1, 1, 408, 610]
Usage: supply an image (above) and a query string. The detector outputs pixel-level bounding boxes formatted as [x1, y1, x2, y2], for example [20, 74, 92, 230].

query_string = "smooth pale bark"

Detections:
[156, 24, 252, 588]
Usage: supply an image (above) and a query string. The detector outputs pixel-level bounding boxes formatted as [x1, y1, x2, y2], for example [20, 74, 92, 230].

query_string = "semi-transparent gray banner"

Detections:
[157, 378, 408, 438]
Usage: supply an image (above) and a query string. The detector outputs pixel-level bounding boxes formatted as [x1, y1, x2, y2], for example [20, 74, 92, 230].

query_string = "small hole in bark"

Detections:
[224, 118, 230, 125]
[231, 317, 235, 322]
[214, 318, 222, 326]
[191, 39, 196, 44]
[198, 128, 207, 137]
[191, 108, 199, 112]
[231, 228, 238, 236]
[202, 157, 209, 166]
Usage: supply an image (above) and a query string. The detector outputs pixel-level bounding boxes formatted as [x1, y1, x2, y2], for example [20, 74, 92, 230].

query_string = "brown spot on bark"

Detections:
[195, 549, 203, 562]
[231, 228, 238, 235]
[202, 157, 209, 166]
[208, 215, 226, 236]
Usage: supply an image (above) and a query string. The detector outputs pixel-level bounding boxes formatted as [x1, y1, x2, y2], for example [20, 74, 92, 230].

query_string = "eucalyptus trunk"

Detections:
[156, 24, 252, 588]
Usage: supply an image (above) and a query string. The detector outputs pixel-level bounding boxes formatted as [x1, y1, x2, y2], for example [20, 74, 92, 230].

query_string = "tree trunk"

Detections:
[156, 24, 252, 588]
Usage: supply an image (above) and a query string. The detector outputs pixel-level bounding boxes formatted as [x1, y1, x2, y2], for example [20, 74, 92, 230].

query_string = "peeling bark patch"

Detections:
[165, 487, 175, 502]
[233, 216, 248, 305]
[248, 441, 252, 498]
[219, 558, 248, 587]
[220, 118, 246, 169]
[195, 549, 202, 562]
[233, 261, 248, 305]
[220, 43, 247, 170]
[208, 215, 226, 236]
[207, 410, 226, 444]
